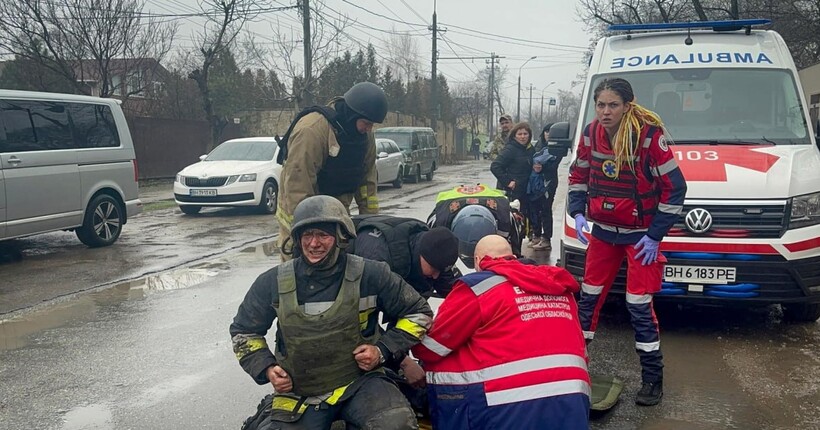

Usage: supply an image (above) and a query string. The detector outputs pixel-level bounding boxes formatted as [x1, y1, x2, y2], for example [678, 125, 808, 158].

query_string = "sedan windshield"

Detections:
[206, 140, 277, 161]
[582, 69, 811, 145]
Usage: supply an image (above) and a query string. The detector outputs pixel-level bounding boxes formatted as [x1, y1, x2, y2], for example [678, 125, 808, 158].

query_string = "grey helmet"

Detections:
[451, 205, 498, 268]
[344, 82, 388, 123]
[290, 195, 356, 244]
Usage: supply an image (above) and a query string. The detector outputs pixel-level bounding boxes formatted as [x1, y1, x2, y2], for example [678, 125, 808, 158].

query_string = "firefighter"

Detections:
[276, 82, 388, 259]
[231, 195, 432, 429]
[568, 77, 687, 406]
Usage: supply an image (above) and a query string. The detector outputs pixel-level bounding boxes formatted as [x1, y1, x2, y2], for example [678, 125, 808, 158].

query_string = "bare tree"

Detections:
[383, 29, 423, 86]
[452, 81, 488, 139]
[189, 0, 273, 148]
[247, 0, 349, 110]
[0, 0, 176, 98]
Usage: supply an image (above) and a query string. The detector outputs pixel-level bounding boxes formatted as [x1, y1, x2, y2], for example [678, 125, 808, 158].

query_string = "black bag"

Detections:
[241, 394, 273, 430]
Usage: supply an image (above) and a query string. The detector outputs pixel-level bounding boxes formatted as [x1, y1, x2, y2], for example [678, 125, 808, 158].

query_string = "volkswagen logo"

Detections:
[685, 208, 713, 233]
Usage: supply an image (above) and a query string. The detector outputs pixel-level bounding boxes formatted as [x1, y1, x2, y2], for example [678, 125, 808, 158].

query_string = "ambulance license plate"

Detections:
[663, 265, 736, 284]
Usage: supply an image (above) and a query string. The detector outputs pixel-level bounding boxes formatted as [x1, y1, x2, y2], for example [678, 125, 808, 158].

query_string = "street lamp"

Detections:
[539, 81, 556, 128]
[516, 56, 537, 122]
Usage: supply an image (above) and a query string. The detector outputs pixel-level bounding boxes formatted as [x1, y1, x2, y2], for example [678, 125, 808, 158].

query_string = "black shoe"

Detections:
[635, 381, 663, 406]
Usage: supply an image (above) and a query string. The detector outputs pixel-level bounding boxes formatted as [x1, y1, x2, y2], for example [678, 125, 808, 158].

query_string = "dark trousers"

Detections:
[268, 377, 418, 430]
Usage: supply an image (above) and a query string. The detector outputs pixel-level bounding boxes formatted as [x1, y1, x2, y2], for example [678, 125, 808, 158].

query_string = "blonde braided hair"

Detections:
[595, 78, 670, 176]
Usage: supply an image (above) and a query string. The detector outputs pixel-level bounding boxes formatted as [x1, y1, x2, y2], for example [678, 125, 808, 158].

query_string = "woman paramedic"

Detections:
[567, 77, 687, 406]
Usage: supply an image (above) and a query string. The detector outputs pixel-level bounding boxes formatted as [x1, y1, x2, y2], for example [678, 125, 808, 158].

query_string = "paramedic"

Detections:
[567, 77, 687, 406]
[413, 234, 590, 429]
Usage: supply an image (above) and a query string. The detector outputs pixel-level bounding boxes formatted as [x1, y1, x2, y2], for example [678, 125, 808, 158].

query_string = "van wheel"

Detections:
[180, 205, 201, 215]
[258, 181, 277, 214]
[426, 163, 436, 181]
[782, 303, 820, 323]
[410, 165, 422, 183]
[76, 194, 124, 247]
[392, 169, 403, 188]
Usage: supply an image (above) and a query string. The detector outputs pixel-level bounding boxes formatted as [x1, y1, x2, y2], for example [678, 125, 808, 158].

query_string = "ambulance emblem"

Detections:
[602, 160, 618, 178]
[658, 135, 669, 152]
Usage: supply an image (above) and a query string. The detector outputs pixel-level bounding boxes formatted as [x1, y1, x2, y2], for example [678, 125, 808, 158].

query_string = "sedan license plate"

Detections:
[664, 265, 736, 284]
[190, 189, 217, 197]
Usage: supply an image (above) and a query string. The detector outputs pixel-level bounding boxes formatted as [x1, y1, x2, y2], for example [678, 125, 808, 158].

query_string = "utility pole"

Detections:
[301, 0, 312, 106]
[430, 2, 438, 131]
[485, 53, 501, 140]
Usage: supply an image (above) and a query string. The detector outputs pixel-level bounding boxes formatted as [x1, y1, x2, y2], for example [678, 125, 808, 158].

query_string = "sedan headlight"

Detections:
[176, 174, 184, 184]
[239, 173, 257, 182]
[789, 192, 820, 229]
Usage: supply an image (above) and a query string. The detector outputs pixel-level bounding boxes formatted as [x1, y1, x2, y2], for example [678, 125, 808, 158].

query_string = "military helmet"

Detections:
[451, 205, 498, 268]
[290, 195, 356, 242]
[343, 82, 388, 123]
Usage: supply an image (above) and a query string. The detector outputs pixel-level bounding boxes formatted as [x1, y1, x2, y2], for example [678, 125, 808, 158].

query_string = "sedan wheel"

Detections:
[258, 181, 277, 214]
[392, 168, 403, 188]
[76, 194, 124, 247]
[180, 205, 202, 215]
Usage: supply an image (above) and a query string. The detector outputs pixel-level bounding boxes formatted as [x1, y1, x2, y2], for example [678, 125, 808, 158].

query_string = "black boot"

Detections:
[635, 381, 663, 406]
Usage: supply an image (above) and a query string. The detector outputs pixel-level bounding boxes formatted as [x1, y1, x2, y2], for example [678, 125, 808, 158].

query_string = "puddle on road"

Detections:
[60, 403, 114, 430]
[0, 241, 279, 351]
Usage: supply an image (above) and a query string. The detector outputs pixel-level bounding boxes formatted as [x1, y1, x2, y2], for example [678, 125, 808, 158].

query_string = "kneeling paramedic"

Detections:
[413, 235, 590, 430]
[231, 195, 433, 429]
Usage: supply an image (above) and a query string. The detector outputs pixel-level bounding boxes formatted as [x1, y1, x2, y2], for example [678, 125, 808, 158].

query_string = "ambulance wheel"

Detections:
[782, 303, 820, 323]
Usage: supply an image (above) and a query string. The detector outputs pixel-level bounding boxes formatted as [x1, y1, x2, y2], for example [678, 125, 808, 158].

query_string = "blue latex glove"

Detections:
[574, 214, 590, 245]
[634, 235, 660, 266]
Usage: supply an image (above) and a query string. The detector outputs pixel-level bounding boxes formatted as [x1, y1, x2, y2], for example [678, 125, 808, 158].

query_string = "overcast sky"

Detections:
[153, 0, 593, 107]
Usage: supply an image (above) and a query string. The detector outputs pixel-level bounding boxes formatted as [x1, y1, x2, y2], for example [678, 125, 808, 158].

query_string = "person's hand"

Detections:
[574, 214, 590, 245]
[508, 180, 516, 190]
[353, 344, 382, 371]
[266, 365, 293, 393]
[400, 357, 427, 388]
[634, 235, 660, 266]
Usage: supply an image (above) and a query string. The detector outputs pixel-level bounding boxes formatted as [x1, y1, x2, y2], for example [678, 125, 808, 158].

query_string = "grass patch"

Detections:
[144, 200, 178, 212]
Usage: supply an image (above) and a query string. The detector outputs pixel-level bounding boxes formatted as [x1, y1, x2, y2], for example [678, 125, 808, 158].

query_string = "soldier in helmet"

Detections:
[276, 82, 389, 259]
[231, 195, 432, 429]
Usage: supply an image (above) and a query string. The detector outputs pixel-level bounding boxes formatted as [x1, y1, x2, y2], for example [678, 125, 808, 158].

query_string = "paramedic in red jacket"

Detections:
[567, 77, 687, 406]
[412, 235, 590, 430]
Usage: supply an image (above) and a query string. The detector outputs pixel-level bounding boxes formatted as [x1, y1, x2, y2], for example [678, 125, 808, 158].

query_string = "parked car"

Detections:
[0, 90, 142, 247]
[374, 127, 439, 183]
[375, 138, 404, 188]
[174, 137, 281, 215]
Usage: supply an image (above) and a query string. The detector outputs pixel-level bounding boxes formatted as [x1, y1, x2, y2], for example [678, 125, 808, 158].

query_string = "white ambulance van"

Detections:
[552, 19, 820, 322]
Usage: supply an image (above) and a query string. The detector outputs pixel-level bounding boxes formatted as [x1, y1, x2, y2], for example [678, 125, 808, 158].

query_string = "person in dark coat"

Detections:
[490, 122, 535, 237]
[470, 138, 481, 160]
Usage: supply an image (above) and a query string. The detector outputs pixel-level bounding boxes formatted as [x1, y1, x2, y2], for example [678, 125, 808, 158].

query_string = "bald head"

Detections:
[474, 235, 513, 269]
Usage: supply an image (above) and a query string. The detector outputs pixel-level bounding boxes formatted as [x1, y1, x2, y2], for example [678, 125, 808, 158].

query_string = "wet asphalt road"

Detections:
[1, 159, 819, 429]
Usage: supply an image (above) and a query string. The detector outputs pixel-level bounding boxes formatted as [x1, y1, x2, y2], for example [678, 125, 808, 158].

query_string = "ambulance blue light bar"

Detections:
[609, 19, 771, 32]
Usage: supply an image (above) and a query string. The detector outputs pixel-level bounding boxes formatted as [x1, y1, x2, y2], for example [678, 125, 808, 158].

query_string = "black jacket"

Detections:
[491, 139, 535, 200]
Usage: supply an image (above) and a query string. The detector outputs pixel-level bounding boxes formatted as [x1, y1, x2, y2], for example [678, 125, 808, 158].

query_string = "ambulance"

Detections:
[553, 19, 820, 322]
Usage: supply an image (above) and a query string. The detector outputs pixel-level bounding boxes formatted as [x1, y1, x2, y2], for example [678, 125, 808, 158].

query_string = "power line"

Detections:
[339, 0, 426, 28]
[440, 21, 588, 51]
[399, 0, 428, 25]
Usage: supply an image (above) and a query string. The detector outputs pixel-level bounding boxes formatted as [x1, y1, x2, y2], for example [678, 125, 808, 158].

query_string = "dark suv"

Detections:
[374, 127, 439, 183]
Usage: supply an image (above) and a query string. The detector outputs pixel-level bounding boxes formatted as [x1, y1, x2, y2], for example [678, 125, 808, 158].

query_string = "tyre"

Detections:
[425, 163, 436, 181]
[257, 181, 277, 214]
[409, 165, 422, 183]
[76, 194, 124, 247]
[782, 303, 820, 323]
[392, 168, 403, 188]
[179, 205, 201, 215]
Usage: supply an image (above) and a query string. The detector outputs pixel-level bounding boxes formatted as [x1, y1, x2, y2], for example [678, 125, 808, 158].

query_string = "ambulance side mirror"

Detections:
[547, 122, 573, 157]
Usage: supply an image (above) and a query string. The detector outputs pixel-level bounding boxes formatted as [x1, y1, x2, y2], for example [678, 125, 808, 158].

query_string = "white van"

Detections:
[0, 90, 142, 247]
[551, 20, 820, 322]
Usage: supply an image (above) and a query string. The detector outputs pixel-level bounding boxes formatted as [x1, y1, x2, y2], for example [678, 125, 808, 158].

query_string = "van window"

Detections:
[0, 100, 120, 152]
[582, 69, 811, 145]
[68, 103, 120, 148]
[375, 132, 412, 151]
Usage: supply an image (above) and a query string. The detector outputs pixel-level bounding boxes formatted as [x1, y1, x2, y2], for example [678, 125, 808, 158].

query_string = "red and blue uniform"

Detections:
[412, 256, 590, 429]
[567, 120, 687, 384]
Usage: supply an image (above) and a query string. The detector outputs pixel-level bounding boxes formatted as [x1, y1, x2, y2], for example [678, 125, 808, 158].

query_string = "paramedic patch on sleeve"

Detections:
[658, 135, 669, 152]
